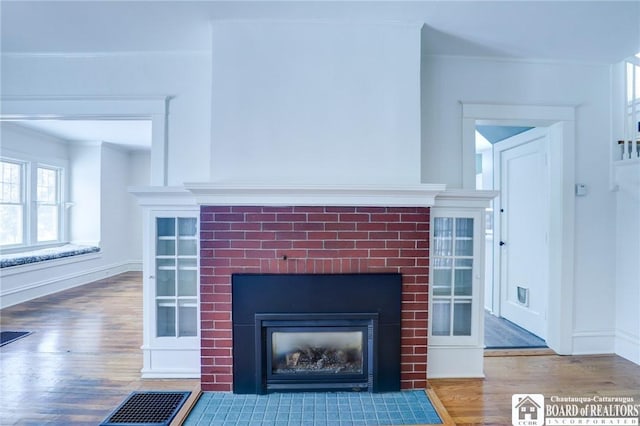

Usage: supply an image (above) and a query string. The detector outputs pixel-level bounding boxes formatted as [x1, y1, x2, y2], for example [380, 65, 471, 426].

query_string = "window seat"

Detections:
[0, 244, 101, 268]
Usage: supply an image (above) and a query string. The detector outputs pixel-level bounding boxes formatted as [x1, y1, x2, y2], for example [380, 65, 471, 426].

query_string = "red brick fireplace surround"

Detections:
[199, 205, 430, 391]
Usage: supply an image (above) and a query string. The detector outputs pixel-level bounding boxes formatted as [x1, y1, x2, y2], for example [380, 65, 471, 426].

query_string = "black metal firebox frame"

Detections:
[256, 313, 378, 392]
[232, 273, 402, 394]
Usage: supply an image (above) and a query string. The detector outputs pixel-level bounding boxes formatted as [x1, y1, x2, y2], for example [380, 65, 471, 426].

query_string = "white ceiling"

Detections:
[2, 1, 639, 63]
[2, 1, 639, 147]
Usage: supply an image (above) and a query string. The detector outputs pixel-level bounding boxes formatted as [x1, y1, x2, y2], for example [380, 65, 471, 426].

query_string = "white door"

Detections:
[494, 128, 549, 340]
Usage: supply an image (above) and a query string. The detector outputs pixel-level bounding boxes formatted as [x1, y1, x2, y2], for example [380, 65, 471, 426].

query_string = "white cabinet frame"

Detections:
[428, 190, 496, 378]
[130, 186, 200, 378]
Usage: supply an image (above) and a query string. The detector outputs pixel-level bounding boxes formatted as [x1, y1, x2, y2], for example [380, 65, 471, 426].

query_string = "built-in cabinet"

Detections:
[129, 187, 201, 378]
[428, 191, 496, 378]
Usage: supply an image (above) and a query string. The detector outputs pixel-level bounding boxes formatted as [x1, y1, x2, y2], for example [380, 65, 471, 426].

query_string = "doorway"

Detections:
[463, 103, 576, 357]
[476, 126, 549, 349]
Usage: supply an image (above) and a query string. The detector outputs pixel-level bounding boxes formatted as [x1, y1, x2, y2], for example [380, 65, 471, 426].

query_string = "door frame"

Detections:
[462, 103, 575, 355]
[493, 127, 550, 339]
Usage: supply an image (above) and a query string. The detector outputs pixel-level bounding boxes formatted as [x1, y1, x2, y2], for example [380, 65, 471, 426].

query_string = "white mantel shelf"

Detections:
[128, 186, 196, 207]
[182, 182, 447, 207]
[129, 184, 500, 208]
[434, 189, 499, 208]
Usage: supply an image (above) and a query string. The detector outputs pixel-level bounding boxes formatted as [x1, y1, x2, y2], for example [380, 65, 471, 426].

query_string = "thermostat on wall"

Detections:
[575, 183, 587, 196]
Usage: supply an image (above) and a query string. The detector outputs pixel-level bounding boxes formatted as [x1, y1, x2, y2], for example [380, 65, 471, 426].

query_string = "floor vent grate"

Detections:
[0, 331, 32, 347]
[100, 391, 190, 426]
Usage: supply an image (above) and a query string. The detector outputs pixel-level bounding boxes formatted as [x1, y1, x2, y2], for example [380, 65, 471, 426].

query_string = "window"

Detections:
[620, 54, 640, 160]
[0, 157, 65, 249]
[0, 160, 24, 245]
[625, 54, 640, 140]
[36, 167, 60, 242]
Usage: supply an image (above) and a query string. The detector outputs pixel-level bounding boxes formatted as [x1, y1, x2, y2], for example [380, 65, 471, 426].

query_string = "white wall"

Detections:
[69, 143, 101, 245]
[1, 52, 211, 186]
[614, 163, 640, 364]
[421, 55, 616, 354]
[210, 21, 422, 185]
[127, 150, 151, 262]
[1, 123, 69, 162]
[100, 143, 137, 266]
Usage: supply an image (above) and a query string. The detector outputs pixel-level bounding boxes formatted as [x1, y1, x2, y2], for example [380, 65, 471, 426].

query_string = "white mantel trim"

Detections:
[128, 186, 196, 207]
[128, 184, 501, 209]
[182, 182, 447, 207]
[433, 189, 499, 209]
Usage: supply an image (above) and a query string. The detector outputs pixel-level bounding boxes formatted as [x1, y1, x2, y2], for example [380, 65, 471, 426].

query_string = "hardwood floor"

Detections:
[0, 272, 197, 426]
[2, 272, 639, 425]
[428, 354, 640, 425]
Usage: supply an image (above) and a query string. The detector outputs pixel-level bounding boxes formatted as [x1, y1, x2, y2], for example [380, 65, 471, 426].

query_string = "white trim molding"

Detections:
[141, 345, 201, 379]
[427, 346, 485, 379]
[128, 186, 196, 207]
[572, 330, 616, 355]
[183, 182, 447, 207]
[461, 102, 576, 356]
[615, 330, 640, 365]
[433, 189, 498, 209]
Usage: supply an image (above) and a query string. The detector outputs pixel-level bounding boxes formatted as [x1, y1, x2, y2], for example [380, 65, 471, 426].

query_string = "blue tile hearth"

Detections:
[184, 390, 442, 426]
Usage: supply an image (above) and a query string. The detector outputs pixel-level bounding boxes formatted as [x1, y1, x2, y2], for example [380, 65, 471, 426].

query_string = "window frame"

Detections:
[35, 164, 63, 244]
[0, 150, 68, 252]
[625, 55, 640, 137]
[0, 157, 27, 247]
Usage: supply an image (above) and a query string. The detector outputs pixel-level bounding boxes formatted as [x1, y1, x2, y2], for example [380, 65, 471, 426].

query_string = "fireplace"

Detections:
[199, 205, 430, 392]
[232, 273, 401, 394]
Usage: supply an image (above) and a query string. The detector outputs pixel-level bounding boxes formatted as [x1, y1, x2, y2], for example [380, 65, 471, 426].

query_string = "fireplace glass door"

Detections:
[269, 328, 365, 376]
[255, 314, 376, 392]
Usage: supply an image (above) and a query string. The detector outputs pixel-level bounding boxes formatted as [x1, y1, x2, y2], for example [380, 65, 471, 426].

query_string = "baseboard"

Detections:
[427, 345, 485, 378]
[123, 260, 143, 271]
[142, 346, 201, 379]
[140, 370, 201, 379]
[571, 330, 616, 355]
[0, 259, 141, 309]
[615, 330, 640, 365]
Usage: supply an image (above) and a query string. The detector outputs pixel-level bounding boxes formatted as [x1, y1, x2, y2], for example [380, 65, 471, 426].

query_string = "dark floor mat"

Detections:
[0, 331, 32, 347]
[100, 391, 190, 426]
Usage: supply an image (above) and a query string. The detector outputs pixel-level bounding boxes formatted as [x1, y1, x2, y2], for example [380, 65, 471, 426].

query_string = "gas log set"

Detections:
[275, 345, 362, 374]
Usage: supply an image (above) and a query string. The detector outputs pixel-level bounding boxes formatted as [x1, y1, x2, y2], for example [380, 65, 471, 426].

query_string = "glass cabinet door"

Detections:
[155, 216, 198, 337]
[432, 216, 475, 337]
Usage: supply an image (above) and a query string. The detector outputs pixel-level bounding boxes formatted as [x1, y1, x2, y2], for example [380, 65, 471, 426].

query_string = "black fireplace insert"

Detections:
[257, 313, 376, 392]
[232, 273, 401, 394]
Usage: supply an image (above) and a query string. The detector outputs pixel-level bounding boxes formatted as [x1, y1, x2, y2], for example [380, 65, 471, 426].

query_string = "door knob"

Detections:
[499, 241, 506, 246]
